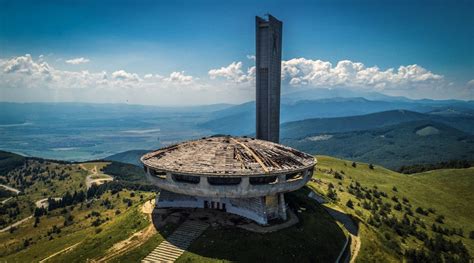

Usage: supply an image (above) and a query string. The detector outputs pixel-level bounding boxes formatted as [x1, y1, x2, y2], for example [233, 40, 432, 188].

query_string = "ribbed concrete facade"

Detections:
[256, 15, 282, 143]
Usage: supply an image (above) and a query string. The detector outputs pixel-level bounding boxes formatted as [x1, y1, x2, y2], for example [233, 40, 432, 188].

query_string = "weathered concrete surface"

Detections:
[141, 136, 315, 176]
[145, 169, 312, 199]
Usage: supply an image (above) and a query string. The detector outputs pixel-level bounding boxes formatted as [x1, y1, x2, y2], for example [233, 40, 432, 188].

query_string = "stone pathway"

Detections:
[142, 219, 208, 263]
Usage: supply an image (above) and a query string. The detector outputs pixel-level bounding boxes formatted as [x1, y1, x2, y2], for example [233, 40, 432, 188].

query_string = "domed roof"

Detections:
[141, 136, 316, 176]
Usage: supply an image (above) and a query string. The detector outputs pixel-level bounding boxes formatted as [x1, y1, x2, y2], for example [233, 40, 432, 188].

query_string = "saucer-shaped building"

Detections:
[141, 136, 316, 224]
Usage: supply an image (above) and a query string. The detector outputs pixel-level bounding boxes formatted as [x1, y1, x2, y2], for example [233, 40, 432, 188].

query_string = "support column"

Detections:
[278, 193, 287, 221]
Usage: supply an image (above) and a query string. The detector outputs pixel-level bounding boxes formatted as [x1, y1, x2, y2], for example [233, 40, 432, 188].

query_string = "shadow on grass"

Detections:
[324, 205, 359, 236]
[154, 189, 348, 262]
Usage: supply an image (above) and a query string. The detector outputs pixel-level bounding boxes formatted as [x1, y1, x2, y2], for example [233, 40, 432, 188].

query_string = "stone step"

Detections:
[141, 219, 209, 263]
[144, 253, 173, 262]
[158, 244, 184, 252]
[151, 249, 181, 258]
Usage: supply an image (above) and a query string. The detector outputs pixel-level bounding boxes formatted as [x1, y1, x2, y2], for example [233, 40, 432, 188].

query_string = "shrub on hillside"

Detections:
[435, 215, 445, 224]
[346, 199, 354, 209]
[415, 207, 429, 216]
[398, 160, 474, 174]
[394, 203, 402, 211]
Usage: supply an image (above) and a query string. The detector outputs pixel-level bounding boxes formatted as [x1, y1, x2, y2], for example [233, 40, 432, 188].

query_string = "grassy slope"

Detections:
[111, 222, 178, 263]
[310, 155, 474, 261]
[2, 152, 472, 262]
[0, 161, 89, 227]
[0, 151, 26, 176]
[0, 160, 155, 262]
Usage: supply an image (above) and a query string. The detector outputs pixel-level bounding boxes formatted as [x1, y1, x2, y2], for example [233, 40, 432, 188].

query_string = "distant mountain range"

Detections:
[283, 120, 474, 169]
[106, 109, 474, 170]
[1, 91, 473, 169]
[281, 109, 474, 139]
[200, 96, 474, 136]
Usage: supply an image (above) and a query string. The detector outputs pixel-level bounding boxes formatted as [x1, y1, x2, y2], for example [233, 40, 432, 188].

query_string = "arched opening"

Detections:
[207, 177, 242, 185]
[172, 174, 200, 184]
[150, 169, 167, 179]
[286, 171, 303, 181]
[249, 176, 277, 185]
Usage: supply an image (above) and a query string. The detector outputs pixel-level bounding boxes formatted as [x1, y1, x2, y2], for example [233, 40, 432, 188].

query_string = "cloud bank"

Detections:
[281, 58, 443, 91]
[65, 57, 90, 65]
[0, 54, 469, 105]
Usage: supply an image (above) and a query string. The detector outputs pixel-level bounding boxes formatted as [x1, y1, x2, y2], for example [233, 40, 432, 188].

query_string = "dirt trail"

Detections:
[0, 216, 32, 233]
[39, 242, 82, 263]
[350, 235, 361, 263]
[0, 184, 21, 194]
[80, 164, 113, 189]
[1, 197, 13, 204]
[1, 194, 63, 232]
[92, 199, 156, 262]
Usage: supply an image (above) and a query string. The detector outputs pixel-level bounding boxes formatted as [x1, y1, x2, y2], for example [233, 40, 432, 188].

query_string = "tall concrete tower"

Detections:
[256, 14, 282, 143]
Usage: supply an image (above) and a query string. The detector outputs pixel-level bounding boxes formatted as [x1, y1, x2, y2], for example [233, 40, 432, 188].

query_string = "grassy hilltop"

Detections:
[309, 156, 474, 262]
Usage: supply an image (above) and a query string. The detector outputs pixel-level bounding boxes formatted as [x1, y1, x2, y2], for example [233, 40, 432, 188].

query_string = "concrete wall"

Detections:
[144, 166, 313, 199]
[156, 191, 271, 225]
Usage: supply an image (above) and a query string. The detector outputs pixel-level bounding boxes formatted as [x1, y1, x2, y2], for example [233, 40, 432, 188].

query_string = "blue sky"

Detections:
[0, 0, 473, 105]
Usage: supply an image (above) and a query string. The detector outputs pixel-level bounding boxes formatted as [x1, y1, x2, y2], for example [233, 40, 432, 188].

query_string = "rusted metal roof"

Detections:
[141, 136, 316, 176]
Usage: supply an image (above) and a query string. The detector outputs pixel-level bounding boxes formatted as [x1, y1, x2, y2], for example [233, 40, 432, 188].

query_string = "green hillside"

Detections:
[284, 120, 474, 170]
[281, 109, 428, 139]
[281, 109, 474, 139]
[1, 151, 473, 262]
[0, 156, 158, 262]
[309, 155, 474, 262]
[104, 149, 149, 167]
[0, 150, 26, 176]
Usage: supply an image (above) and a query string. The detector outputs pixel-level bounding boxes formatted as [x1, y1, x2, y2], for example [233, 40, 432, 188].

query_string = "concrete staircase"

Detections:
[142, 219, 209, 263]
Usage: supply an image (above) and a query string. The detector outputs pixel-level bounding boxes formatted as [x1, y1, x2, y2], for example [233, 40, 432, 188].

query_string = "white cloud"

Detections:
[0, 55, 232, 104]
[282, 58, 443, 91]
[112, 70, 141, 82]
[165, 71, 194, 85]
[246, 55, 256, 61]
[467, 79, 474, 86]
[0, 55, 199, 92]
[3, 54, 51, 75]
[208, 61, 254, 83]
[65, 57, 90, 65]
